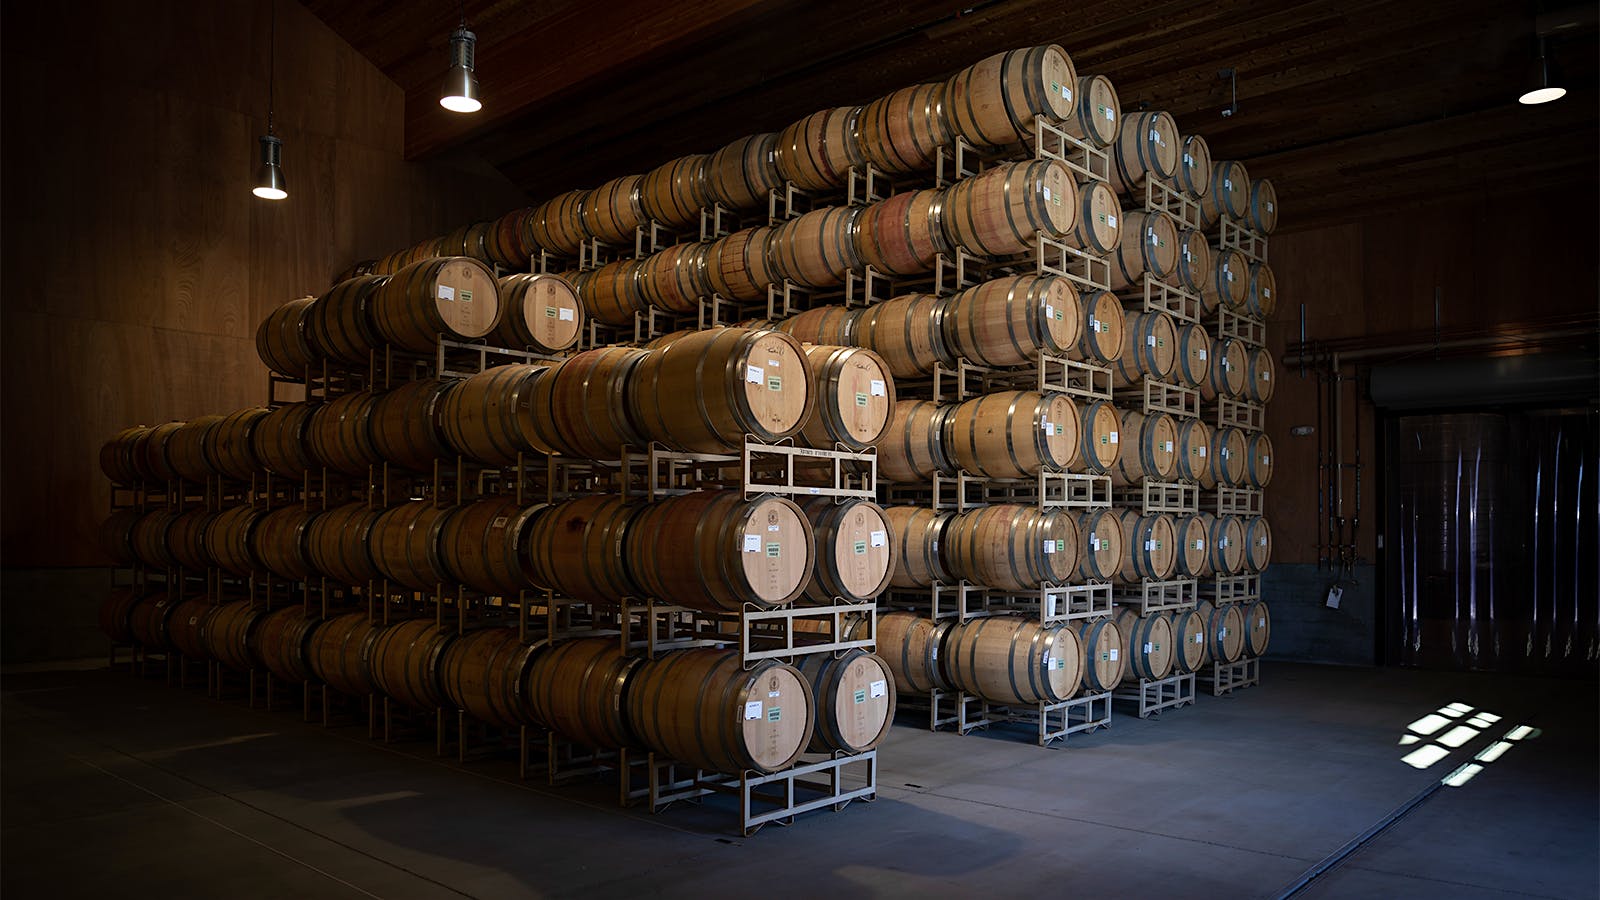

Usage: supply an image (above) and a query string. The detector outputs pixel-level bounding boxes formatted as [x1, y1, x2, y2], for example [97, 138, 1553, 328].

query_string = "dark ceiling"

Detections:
[304, 0, 1599, 230]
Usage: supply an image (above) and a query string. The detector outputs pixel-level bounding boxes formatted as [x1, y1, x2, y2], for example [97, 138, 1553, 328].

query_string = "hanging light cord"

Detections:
[267, 0, 277, 135]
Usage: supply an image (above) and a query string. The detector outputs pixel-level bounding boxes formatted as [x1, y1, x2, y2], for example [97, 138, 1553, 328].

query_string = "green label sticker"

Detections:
[1055, 308, 1063, 320]
[766, 542, 780, 558]
[1100, 651, 1109, 662]
[853, 540, 867, 555]
[1154, 643, 1162, 651]
[853, 689, 867, 704]
[767, 707, 782, 722]
[768, 376, 782, 391]
[855, 392, 868, 407]
[1051, 81, 1060, 94]
[460, 289, 473, 303]
[545, 307, 557, 318]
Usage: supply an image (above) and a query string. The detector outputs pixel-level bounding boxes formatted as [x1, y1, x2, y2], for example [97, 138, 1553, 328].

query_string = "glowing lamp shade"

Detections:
[252, 134, 287, 200]
[1519, 86, 1566, 105]
[1519, 51, 1564, 105]
[440, 28, 481, 113]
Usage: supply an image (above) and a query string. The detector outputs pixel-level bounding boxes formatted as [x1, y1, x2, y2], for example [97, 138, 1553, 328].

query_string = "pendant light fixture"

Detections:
[440, 1, 482, 114]
[1518, 38, 1566, 105]
[252, 0, 287, 200]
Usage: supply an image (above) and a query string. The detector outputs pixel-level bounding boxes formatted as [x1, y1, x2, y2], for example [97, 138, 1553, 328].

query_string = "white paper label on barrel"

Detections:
[1164, 441, 1174, 452]
[1220, 627, 1229, 637]
[768, 359, 781, 367]
[1090, 317, 1100, 332]
[1266, 201, 1275, 212]
[1149, 129, 1161, 144]
[743, 534, 761, 552]
[870, 379, 886, 396]
[1196, 633, 1204, 644]
[1145, 540, 1154, 551]
[1144, 642, 1152, 654]
[1090, 535, 1100, 551]
[1107, 214, 1117, 227]
[1183, 153, 1194, 167]
[1045, 304, 1054, 319]
[1264, 288, 1272, 298]
[1198, 446, 1207, 457]
[1043, 186, 1052, 202]
[1263, 455, 1271, 465]
[1226, 267, 1235, 282]
[746, 365, 763, 384]
[1224, 178, 1233, 190]
[769, 690, 781, 698]
[1198, 348, 1208, 360]
[558, 307, 575, 321]
[1109, 648, 1120, 660]
[1109, 431, 1119, 443]
[1260, 536, 1268, 546]
[1195, 539, 1205, 550]
[1262, 372, 1271, 381]
[768, 524, 780, 532]
[1044, 540, 1056, 554]
[1103, 105, 1114, 120]
[1183, 246, 1192, 261]
[870, 680, 887, 698]
[1149, 230, 1159, 245]
[438, 284, 456, 302]
[1147, 334, 1157, 347]
[1042, 652, 1051, 669]
[1042, 420, 1052, 434]
[491, 516, 509, 528]
[744, 701, 763, 720]
[1062, 84, 1072, 101]
[931, 646, 938, 659]
[871, 530, 886, 547]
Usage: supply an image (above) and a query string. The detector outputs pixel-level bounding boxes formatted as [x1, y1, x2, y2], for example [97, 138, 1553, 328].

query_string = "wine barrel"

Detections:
[167, 415, 224, 483]
[797, 345, 895, 451]
[947, 390, 1080, 478]
[439, 628, 537, 727]
[251, 505, 318, 581]
[852, 294, 950, 380]
[491, 273, 583, 353]
[1171, 605, 1209, 673]
[437, 497, 543, 597]
[855, 190, 946, 276]
[1114, 509, 1178, 582]
[877, 400, 955, 483]
[1200, 426, 1248, 490]
[581, 175, 648, 245]
[1245, 432, 1274, 488]
[884, 506, 952, 588]
[307, 611, 380, 696]
[1111, 110, 1181, 196]
[488, 208, 533, 269]
[100, 587, 142, 644]
[627, 327, 814, 453]
[527, 347, 647, 460]
[1113, 608, 1175, 682]
[128, 592, 177, 649]
[1172, 514, 1210, 578]
[767, 206, 863, 289]
[167, 597, 217, 660]
[1067, 178, 1123, 255]
[639, 155, 711, 230]
[705, 133, 782, 212]
[1174, 322, 1212, 388]
[942, 159, 1077, 258]
[130, 508, 179, 569]
[705, 226, 779, 301]
[626, 491, 814, 611]
[1109, 209, 1180, 291]
[1246, 345, 1276, 404]
[799, 497, 894, 603]
[306, 502, 384, 586]
[525, 190, 588, 257]
[139, 422, 184, 482]
[1241, 598, 1272, 657]
[774, 106, 865, 191]
[369, 618, 457, 709]
[369, 501, 453, 593]
[99, 509, 141, 565]
[637, 242, 711, 315]
[946, 616, 1083, 704]
[166, 508, 214, 572]
[1074, 398, 1121, 475]
[1200, 336, 1248, 402]
[944, 274, 1081, 368]
[944, 44, 1078, 150]
[526, 495, 638, 605]
[1243, 516, 1273, 572]
[777, 305, 859, 348]
[369, 379, 455, 473]
[1112, 309, 1179, 388]
[1076, 508, 1124, 581]
[252, 606, 320, 684]
[371, 257, 499, 352]
[1176, 229, 1212, 299]
[1074, 290, 1126, 364]
[627, 649, 813, 774]
[944, 504, 1080, 591]
[438, 363, 554, 466]
[204, 602, 266, 672]
[256, 297, 318, 379]
[1176, 134, 1213, 199]
[795, 649, 896, 753]
[305, 391, 381, 476]
[252, 402, 315, 481]
[1076, 616, 1125, 692]
[1207, 247, 1250, 312]
[203, 407, 268, 482]
[99, 426, 150, 485]
[877, 612, 951, 694]
[1067, 74, 1120, 148]
[1199, 161, 1251, 228]
[1247, 260, 1277, 320]
[205, 505, 262, 577]
[859, 83, 951, 175]
[1201, 513, 1247, 575]
[1175, 417, 1213, 483]
[1112, 410, 1180, 487]
[1196, 600, 1245, 663]
[576, 258, 648, 327]
[525, 637, 638, 748]
[1248, 178, 1279, 234]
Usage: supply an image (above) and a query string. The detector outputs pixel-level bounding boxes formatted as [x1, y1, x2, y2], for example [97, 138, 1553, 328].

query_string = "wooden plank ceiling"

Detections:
[303, 0, 1598, 230]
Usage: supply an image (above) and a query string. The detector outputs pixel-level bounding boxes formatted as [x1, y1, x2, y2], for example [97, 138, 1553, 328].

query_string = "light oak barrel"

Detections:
[306, 611, 381, 696]
[580, 175, 647, 245]
[797, 344, 895, 451]
[1074, 398, 1121, 475]
[946, 390, 1081, 478]
[774, 106, 865, 191]
[624, 490, 815, 611]
[639, 154, 712, 230]
[1113, 608, 1176, 682]
[705, 133, 782, 212]
[795, 649, 897, 753]
[799, 497, 895, 603]
[884, 506, 953, 588]
[255, 297, 318, 379]
[944, 504, 1080, 591]
[851, 293, 951, 380]
[943, 274, 1081, 368]
[946, 615, 1084, 704]
[854, 189, 947, 276]
[876, 400, 955, 483]
[877, 611, 953, 694]
[626, 649, 814, 774]
[526, 637, 639, 748]
[941, 159, 1077, 258]
[1076, 507, 1124, 581]
[1075, 615, 1126, 692]
[369, 618, 457, 709]
[527, 347, 648, 460]
[1110, 110, 1181, 195]
[371, 257, 499, 351]
[491, 273, 583, 353]
[1111, 409, 1180, 486]
[1113, 508, 1179, 582]
[369, 379, 455, 473]
[527, 495, 639, 605]
[944, 44, 1078, 150]
[767, 206, 863, 289]
[859, 83, 952, 174]
[440, 627, 538, 727]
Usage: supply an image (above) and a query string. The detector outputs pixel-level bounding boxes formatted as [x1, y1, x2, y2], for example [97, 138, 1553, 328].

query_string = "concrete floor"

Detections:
[3, 660, 1594, 899]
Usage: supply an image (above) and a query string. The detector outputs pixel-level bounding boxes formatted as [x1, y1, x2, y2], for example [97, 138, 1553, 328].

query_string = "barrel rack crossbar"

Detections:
[615, 438, 876, 502]
[608, 599, 878, 665]
[1209, 485, 1265, 516]
[1142, 179, 1202, 231]
[932, 119, 1112, 188]
[1218, 218, 1269, 263]
[1113, 578, 1198, 614]
[1215, 307, 1266, 347]
[885, 581, 1112, 624]
[1117, 379, 1201, 419]
[1213, 396, 1266, 433]
[1113, 480, 1200, 514]
[625, 749, 877, 836]
[910, 689, 1113, 746]
[880, 469, 1111, 512]
[1200, 657, 1260, 696]
[1112, 671, 1197, 718]
[1202, 574, 1261, 604]
[1123, 272, 1202, 324]
[915, 354, 1114, 405]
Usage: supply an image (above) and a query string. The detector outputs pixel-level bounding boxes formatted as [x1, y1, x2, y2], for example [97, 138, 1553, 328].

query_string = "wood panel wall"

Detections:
[1264, 184, 1599, 565]
[0, 0, 521, 567]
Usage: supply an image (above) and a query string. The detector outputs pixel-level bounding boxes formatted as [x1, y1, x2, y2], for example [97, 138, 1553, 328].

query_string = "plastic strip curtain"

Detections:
[1395, 411, 1598, 674]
